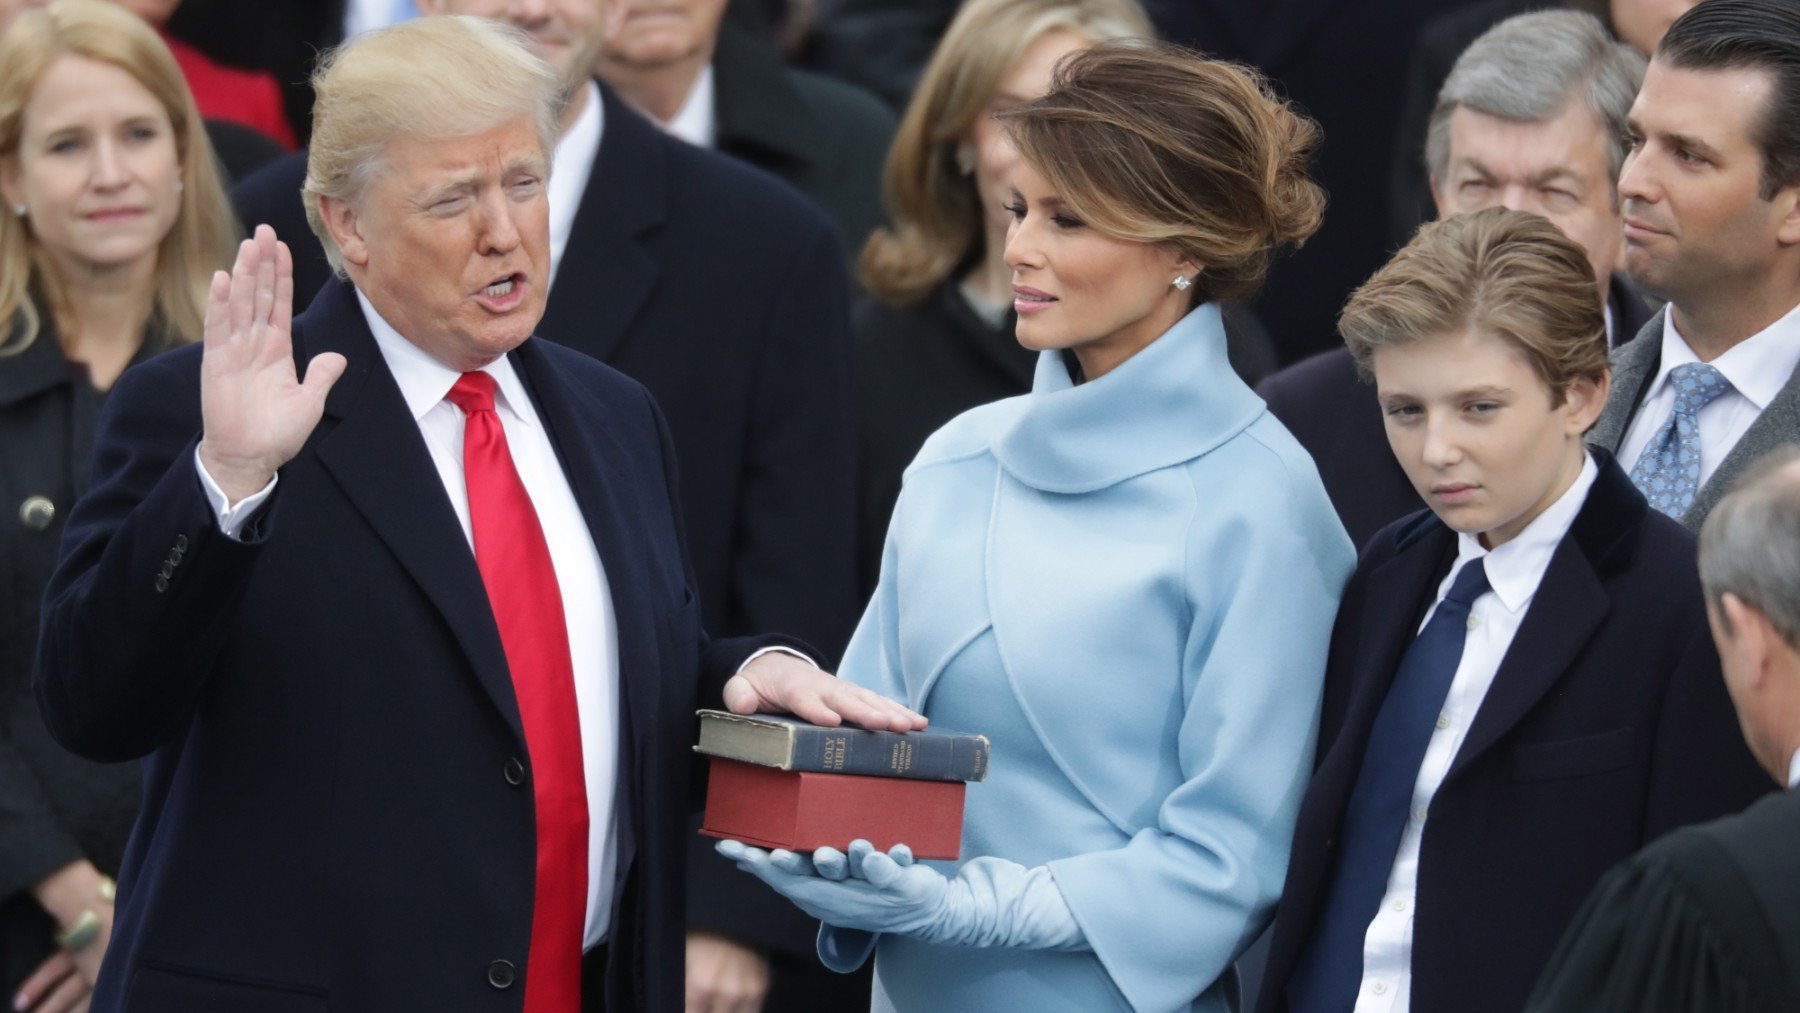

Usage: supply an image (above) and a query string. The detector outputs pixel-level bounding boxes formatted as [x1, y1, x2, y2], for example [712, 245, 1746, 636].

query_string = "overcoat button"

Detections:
[486, 960, 517, 989]
[19, 496, 54, 531]
[154, 575, 170, 594]
[503, 757, 525, 786]
[174, 534, 188, 551]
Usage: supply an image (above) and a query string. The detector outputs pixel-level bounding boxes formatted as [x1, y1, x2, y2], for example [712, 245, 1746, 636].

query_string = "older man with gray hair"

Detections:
[1426, 9, 1649, 342]
[32, 14, 918, 1013]
[1259, 8, 1654, 549]
[1528, 446, 1800, 1010]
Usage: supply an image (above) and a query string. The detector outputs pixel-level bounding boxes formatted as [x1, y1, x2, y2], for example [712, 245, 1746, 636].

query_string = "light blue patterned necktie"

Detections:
[1629, 362, 1733, 517]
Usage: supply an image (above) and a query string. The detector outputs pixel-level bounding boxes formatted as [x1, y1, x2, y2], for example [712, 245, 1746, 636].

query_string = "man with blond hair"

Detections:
[33, 17, 916, 1012]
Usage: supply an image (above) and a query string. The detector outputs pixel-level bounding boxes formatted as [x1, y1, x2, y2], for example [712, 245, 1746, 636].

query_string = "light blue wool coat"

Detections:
[824, 304, 1355, 1012]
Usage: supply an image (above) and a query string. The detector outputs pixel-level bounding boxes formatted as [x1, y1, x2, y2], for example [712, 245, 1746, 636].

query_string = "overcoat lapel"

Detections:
[1443, 548, 1609, 783]
[537, 84, 664, 366]
[1587, 309, 1664, 453]
[1445, 455, 1643, 781]
[507, 336, 660, 767]
[1314, 524, 1454, 819]
[298, 282, 523, 742]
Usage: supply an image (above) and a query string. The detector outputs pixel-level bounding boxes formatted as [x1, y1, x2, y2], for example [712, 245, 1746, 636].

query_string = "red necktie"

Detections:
[446, 372, 587, 1011]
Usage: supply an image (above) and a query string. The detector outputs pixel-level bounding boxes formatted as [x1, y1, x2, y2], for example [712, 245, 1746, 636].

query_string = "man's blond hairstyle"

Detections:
[303, 15, 562, 275]
[1340, 207, 1608, 406]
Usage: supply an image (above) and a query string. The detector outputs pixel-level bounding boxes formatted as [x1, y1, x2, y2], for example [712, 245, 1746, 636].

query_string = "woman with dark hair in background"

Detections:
[0, 2, 235, 1009]
[724, 41, 1353, 1012]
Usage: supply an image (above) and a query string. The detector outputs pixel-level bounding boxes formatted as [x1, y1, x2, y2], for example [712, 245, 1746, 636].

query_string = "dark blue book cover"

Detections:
[694, 710, 989, 782]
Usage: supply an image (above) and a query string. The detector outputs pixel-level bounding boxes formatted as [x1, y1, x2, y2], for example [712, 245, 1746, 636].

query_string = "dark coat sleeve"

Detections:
[34, 350, 264, 763]
[673, 231, 860, 954]
[1526, 834, 1781, 1013]
[724, 221, 858, 668]
[639, 381, 818, 706]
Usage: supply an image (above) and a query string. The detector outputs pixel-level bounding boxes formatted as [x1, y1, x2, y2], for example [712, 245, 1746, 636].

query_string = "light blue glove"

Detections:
[716, 838, 1087, 951]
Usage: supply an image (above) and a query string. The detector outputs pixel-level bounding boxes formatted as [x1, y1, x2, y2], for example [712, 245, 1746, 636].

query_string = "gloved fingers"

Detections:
[714, 839, 769, 865]
[812, 847, 849, 881]
[889, 843, 915, 868]
[845, 839, 876, 879]
[769, 849, 815, 877]
[860, 849, 909, 889]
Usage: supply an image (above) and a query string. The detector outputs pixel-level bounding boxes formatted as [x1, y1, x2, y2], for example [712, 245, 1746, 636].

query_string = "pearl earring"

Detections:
[174, 180, 184, 194]
[11, 204, 24, 218]
[1171, 276, 1191, 292]
[954, 143, 976, 177]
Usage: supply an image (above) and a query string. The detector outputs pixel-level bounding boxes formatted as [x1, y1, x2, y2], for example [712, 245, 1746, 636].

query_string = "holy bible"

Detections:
[693, 709, 990, 782]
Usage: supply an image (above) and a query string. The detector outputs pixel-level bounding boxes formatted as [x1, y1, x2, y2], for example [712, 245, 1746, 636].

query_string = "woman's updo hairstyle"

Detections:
[998, 41, 1324, 305]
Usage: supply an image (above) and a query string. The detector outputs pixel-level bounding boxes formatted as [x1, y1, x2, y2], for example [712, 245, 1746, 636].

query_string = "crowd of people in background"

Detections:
[3, 0, 1800, 1011]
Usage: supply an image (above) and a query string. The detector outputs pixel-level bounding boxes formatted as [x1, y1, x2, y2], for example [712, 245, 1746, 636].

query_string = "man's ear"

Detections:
[318, 195, 370, 269]
[1567, 369, 1611, 434]
[1774, 181, 1800, 247]
[1723, 592, 1777, 690]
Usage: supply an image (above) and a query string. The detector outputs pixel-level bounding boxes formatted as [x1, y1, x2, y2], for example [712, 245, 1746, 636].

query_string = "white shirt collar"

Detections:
[1451, 453, 1599, 614]
[1787, 748, 1800, 789]
[547, 79, 604, 286]
[354, 288, 539, 429]
[662, 64, 716, 148]
[1653, 301, 1800, 411]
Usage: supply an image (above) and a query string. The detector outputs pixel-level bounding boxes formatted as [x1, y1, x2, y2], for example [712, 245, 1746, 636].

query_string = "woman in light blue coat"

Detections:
[721, 42, 1355, 1012]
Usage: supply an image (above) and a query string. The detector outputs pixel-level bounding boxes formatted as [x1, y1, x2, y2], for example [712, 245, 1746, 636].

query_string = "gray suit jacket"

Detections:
[1589, 307, 1800, 528]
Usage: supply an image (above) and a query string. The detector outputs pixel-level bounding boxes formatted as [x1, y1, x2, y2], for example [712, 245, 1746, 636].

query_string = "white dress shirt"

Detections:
[1617, 303, 1800, 488]
[1353, 454, 1600, 1013]
[198, 294, 623, 948]
[660, 64, 717, 148]
[547, 80, 603, 286]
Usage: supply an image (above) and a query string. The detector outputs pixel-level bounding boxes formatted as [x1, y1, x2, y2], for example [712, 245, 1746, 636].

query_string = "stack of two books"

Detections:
[695, 710, 990, 860]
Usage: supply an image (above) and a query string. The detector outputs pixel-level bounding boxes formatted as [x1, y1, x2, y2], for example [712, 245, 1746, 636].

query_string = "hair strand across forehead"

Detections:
[1340, 207, 1608, 404]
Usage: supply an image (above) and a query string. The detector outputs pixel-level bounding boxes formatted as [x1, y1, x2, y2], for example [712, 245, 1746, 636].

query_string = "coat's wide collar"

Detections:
[992, 303, 1265, 492]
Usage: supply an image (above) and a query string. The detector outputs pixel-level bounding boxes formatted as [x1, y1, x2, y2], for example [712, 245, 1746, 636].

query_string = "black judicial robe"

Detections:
[1526, 786, 1800, 1012]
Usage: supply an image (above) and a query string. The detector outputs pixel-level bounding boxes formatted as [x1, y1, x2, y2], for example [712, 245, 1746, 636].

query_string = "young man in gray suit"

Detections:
[1590, 0, 1800, 528]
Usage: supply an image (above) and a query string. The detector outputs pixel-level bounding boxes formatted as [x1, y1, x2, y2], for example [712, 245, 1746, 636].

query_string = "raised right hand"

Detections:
[196, 224, 346, 503]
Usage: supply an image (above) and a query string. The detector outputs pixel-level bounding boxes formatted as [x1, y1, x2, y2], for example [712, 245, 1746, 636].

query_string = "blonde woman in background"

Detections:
[0, 2, 234, 1009]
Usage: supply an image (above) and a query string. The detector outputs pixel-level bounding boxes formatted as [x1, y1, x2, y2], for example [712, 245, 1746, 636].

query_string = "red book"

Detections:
[700, 758, 965, 860]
